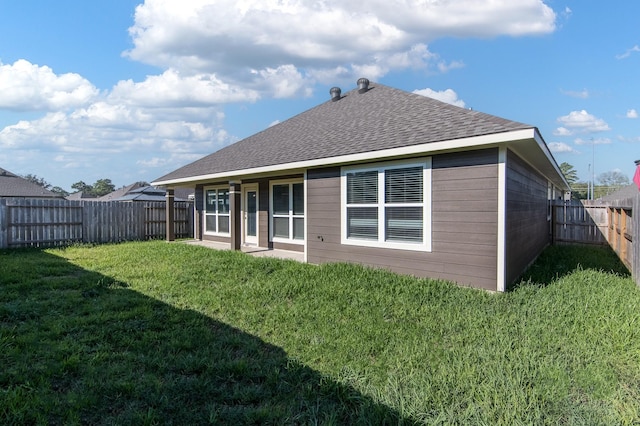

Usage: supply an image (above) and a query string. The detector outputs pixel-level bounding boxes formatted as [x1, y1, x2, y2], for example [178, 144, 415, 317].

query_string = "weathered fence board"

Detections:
[552, 201, 608, 246]
[555, 194, 640, 287]
[0, 198, 193, 249]
[634, 195, 640, 286]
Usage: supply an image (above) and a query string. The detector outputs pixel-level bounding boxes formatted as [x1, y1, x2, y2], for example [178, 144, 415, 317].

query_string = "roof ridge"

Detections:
[153, 81, 535, 184]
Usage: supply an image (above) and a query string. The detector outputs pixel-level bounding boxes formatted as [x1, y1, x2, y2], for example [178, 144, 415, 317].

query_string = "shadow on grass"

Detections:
[515, 244, 631, 288]
[0, 249, 412, 425]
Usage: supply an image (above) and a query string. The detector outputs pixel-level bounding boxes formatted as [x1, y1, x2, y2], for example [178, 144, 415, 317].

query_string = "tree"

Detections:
[570, 181, 588, 200]
[92, 179, 116, 197]
[71, 181, 92, 194]
[22, 174, 52, 190]
[70, 178, 117, 197]
[598, 171, 630, 188]
[559, 162, 579, 186]
[50, 186, 69, 196]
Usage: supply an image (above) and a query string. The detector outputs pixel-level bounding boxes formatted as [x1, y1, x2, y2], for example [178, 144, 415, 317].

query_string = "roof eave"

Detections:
[153, 128, 539, 187]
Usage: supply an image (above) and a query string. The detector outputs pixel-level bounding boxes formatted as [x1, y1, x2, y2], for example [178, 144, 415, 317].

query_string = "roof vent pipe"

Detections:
[330, 87, 341, 101]
[357, 78, 370, 93]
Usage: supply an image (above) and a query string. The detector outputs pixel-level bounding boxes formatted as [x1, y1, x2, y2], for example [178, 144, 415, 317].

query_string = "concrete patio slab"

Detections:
[180, 239, 305, 262]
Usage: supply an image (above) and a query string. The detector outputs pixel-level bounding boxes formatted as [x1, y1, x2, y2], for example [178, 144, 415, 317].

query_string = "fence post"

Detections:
[166, 189, 175, 241]
[634, 194, 640, 287]
[0, 199, 6, 249]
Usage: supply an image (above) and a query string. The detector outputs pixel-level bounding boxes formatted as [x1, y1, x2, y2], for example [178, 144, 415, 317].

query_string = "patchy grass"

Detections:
[1, 241, 639, 425]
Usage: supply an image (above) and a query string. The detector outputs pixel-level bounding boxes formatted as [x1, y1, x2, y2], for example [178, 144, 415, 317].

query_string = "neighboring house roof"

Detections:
[98, 182, 147, 201]
[109, 186, 191, 202]
[66, 191, 97, 201]
[0, 167, 64, 198]
[153, 81, 567, 189]
[598, 184, 638, 202]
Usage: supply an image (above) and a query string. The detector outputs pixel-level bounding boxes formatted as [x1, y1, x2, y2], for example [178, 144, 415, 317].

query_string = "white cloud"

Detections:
[574, 137, 611, 146]
[0, 100, 233, 158]
[561, 88, 589, 99]
[556, 110, 610, 134]
[125, 0, 556, 84]
[110, 69, 261, 106]
[0, 60, 99, 111]
[0, 0, 559, 188]
[413, 88, 466, 107]
[437, 60, 465, 73]
[252, 65, 312, 98]
[626, 109, 638, 119]
[618, 135, 640, 143]
[548, 142, 577, 153]
[616, 45, 640, 59]
[553, 127, 572, 136]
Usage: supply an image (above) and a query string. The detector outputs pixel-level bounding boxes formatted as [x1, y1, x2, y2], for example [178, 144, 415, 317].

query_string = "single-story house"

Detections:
[66, 191, 97, 201]
[597, 184, 638, 204]
[106, 185, 192, 202]
[153, 79, 569, 291]
[97, 182, 147, 201]
[97, 183, 193, 202]
[0, 167, 64, 199]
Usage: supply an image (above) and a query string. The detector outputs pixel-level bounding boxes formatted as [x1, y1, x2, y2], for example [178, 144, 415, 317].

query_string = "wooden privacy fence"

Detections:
[552, 201, 608, 246]
[0, 198, 193, 249]
[605, 196, 638, 283]
[552, 196, 640, 286]
[607, 205, 633, 271]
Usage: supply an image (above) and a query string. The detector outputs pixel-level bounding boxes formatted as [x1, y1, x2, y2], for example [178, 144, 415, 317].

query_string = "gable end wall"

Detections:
[505, 149, 550, 287]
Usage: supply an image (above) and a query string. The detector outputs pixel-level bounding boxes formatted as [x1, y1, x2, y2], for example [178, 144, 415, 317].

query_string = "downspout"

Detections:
[496, 146, 507, 292]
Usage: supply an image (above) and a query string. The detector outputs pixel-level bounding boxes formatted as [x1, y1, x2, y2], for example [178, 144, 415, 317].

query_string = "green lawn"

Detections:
[1, 241, 639, 425]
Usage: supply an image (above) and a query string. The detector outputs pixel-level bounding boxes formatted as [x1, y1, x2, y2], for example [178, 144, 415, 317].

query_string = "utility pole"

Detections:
[591, 138, 595, 200]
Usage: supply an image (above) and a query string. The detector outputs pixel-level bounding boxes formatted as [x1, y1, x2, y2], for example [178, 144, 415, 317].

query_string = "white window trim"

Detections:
[269, 178, 305, 245]
[341, 158, 432, 252]
[203, 185, 231, 237]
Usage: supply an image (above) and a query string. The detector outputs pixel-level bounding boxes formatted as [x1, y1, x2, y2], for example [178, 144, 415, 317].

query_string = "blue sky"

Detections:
[0, 0, 638, 191]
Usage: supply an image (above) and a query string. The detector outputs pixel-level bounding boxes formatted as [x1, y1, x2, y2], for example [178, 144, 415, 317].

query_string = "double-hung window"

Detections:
[342, 158, 431, 251]
[270, 180, 304, 243]
[204, 187, 230, 235]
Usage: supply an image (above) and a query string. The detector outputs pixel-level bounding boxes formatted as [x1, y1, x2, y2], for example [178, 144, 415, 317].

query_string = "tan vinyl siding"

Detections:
[505, 149, 550, 287]
[307, 149, 499, 291]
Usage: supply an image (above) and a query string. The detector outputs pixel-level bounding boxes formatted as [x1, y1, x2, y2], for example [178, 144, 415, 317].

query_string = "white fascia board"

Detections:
[533, 130, 571, 189]
[152, 128, 537, 187]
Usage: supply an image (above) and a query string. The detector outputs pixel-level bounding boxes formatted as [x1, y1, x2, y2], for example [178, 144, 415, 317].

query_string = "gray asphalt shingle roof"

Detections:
[155, 82, 533, 183]
[108, 186, 191, 202]
[0, 167, 63, 198]
[598, 184, 639, 202]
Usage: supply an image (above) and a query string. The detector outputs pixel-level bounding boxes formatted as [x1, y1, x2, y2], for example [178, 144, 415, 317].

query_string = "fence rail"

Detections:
[607, 205, 633, 270]
[552, 196, 639, 286]
[552, 202, 608, 246]
[0, 198, 193, 249]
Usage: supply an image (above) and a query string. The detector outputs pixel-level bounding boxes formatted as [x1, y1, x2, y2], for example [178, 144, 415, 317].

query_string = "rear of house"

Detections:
[154, 80, 568, 291]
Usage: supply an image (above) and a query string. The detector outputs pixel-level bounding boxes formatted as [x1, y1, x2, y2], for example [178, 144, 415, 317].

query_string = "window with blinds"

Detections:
[342, 159, 431, 251]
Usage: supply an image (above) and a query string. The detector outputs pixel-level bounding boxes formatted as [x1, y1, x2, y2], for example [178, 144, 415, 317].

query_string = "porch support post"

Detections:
[230, 182, 242, 250]
[194, 185, 203, 240]
[166, 188, 175, 241]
